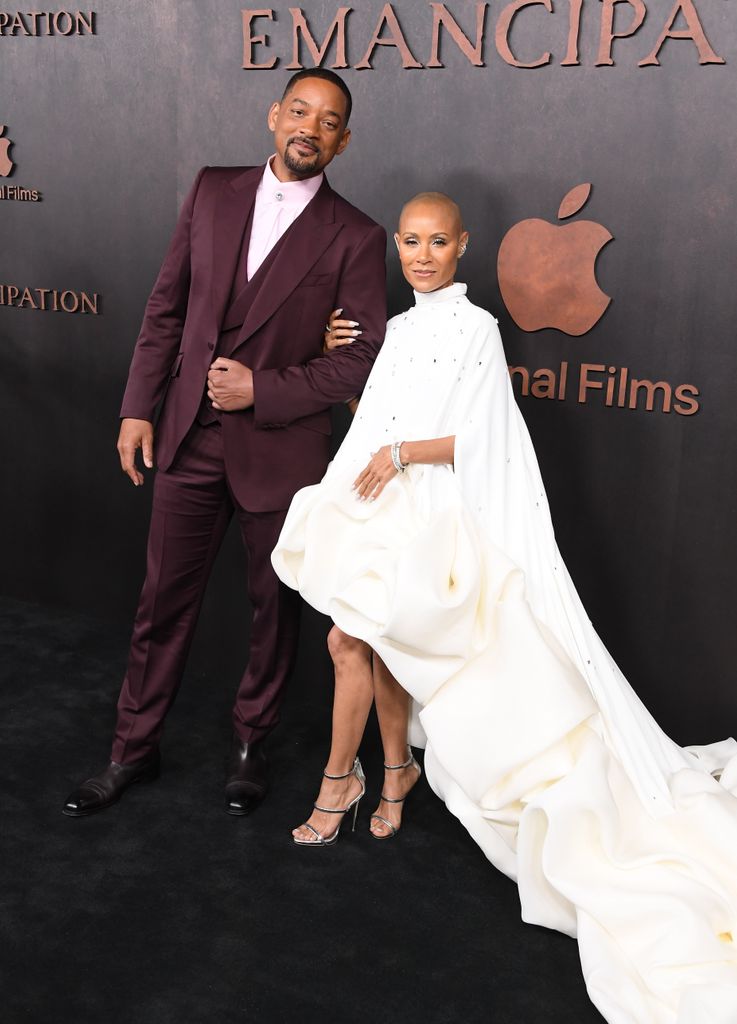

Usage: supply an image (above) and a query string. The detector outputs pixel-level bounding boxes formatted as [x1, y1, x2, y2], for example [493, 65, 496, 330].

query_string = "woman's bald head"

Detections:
[398, 192, 464, 236]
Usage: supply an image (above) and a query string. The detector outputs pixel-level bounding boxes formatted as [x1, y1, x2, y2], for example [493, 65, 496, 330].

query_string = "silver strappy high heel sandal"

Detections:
[293, 757, 366, 847]
[370, 749, 422, 840]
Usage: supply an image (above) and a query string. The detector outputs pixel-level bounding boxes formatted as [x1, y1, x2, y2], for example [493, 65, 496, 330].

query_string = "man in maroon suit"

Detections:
[63, 69, 387, 817]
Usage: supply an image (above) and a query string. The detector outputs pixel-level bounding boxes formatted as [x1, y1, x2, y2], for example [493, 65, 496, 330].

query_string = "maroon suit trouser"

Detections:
[111, 420, 301, 764]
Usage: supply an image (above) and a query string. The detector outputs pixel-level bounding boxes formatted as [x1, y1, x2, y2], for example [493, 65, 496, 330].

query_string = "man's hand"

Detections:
[207, 357, 254, 412]
[117, 418, 154, 487]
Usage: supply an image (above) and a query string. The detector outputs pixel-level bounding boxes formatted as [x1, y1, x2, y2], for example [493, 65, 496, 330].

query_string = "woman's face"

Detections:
[394, 200, 468, 293]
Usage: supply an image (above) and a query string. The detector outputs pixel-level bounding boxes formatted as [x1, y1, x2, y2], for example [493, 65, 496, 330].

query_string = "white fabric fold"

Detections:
[272, 283, 737, 1023]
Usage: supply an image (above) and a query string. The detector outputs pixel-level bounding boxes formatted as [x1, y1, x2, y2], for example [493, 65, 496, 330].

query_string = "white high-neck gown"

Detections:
[272, 283, 737, 1023]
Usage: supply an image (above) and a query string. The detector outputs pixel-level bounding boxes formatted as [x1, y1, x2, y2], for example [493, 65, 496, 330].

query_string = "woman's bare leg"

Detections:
[370, 654, 421, 838]
[292, 625, 374, 842]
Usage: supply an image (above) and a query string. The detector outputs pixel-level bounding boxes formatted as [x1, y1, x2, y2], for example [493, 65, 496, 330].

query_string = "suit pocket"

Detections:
[169, 353, 184, 378]
[297, 272, 334, 288]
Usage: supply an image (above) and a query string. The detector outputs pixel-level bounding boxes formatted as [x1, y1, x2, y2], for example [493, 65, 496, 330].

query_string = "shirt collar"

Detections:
[258, 156, 324, 206]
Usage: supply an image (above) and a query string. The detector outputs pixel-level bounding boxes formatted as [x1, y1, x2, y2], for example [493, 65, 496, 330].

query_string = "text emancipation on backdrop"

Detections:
[0, 285, 100, 314]
[0, 10, 94, 35]
[242, 2, 725, 71]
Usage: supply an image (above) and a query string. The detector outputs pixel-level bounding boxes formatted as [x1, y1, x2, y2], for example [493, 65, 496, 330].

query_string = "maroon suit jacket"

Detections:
[120, 165, 387, 511]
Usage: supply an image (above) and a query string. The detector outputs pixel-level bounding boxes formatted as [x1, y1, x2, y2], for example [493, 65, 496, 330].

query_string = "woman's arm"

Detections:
[399, 436, 454, 467]
[354, 436, 455, 501]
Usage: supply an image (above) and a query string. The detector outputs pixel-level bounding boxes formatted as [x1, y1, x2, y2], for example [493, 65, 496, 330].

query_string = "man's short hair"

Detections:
[281, 69, 353, 126]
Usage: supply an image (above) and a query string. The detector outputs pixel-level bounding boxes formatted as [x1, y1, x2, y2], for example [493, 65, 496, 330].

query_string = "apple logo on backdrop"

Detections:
[497, 183, 613, 336]
[0, 125, 14, 177]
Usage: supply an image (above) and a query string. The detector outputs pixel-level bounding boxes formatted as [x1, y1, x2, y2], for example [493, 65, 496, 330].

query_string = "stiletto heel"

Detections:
[370, 749, 421, 840]
[293, 757, 366, 847]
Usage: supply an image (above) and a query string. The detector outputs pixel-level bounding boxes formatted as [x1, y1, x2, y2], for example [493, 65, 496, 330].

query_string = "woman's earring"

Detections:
[459, 244, 467, 257]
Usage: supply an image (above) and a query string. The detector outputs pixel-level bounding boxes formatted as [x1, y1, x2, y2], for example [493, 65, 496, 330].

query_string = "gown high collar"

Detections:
[413, 282, 468, 306]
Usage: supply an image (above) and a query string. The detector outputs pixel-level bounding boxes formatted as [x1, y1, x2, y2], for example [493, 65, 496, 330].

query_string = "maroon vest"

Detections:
[198, 208, 295, 424]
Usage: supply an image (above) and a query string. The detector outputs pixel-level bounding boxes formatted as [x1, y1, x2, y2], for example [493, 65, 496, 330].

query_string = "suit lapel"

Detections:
[232, 178, 341, 352]
[210, 166, 261, 333]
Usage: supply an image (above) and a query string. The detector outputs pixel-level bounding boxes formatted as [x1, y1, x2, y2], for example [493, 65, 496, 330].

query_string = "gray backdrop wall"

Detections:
[2, 0, 735, 742]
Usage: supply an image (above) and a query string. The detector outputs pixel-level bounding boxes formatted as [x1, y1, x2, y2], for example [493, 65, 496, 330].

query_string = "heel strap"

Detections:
[379, 793, 406, 804]
[315, 757, 365, 814]
[314, 783, 366, 816]
[323, 756, 360, 781]
[383, 750, 415, 771]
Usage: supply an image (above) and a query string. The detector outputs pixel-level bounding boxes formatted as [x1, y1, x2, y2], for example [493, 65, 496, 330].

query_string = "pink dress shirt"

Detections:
[246, 157, 324, 280]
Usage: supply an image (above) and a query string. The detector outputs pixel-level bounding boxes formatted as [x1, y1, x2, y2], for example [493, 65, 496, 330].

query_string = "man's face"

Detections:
[268, 78, 351, 182]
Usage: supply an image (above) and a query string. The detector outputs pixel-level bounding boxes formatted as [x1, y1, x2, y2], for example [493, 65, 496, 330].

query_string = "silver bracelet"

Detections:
[391, 441, 407, 473]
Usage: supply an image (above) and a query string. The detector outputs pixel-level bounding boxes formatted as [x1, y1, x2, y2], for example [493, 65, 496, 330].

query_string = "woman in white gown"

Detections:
[271, 192, 737, 1024]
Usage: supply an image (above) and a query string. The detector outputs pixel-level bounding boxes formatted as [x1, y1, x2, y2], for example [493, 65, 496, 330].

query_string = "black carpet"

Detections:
[1, 595, 603, 1024]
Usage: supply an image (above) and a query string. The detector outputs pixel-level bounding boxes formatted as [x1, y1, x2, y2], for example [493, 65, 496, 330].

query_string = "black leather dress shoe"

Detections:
[225, 735, 268, 816]
[62, 750, 161, 817]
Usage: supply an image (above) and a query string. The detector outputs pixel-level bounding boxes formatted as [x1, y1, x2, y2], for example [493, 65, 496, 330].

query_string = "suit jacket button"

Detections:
[208, 341, 215, 350]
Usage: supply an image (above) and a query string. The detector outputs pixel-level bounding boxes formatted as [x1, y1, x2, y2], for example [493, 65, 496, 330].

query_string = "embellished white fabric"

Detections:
[272, 282, 737, 1023]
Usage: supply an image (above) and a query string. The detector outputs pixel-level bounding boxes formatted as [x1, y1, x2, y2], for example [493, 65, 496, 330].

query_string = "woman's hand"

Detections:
[353, 446, 398, 502]
[324, 308, 362, 353]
